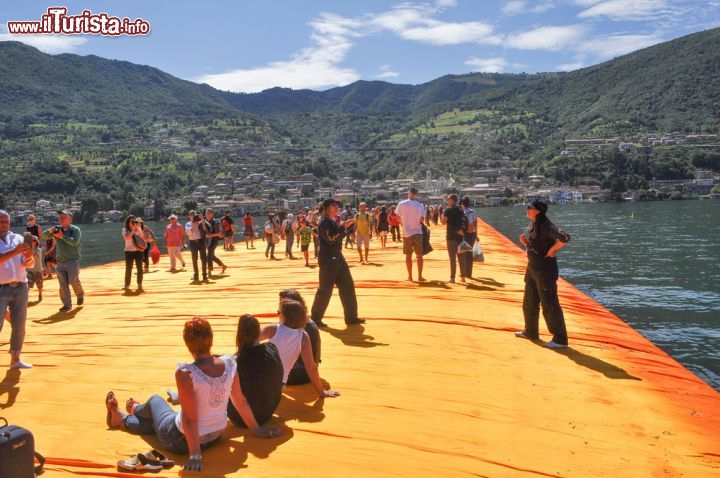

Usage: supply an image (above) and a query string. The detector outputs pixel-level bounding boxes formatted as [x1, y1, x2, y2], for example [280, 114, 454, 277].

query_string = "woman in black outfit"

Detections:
[227, 314, 284, 428]
[376, 206, 389, 248]
[122, 215, 145, 292]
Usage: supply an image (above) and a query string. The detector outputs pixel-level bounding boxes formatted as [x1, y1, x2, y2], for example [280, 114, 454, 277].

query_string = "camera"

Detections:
[193, 215, 202, 222]
[53, 225, 63, 233]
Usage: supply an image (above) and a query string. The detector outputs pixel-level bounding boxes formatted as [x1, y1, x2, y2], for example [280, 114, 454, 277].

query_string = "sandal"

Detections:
[144, 449, 175, 469]
[117, 453, 163, 473]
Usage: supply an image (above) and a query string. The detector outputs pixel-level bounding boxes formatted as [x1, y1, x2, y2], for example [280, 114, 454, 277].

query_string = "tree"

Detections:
[183, 200, 198, 213]
[301, 184, 315, 197]
[79, 198, 100, 224]
[153, 198, 166, 219]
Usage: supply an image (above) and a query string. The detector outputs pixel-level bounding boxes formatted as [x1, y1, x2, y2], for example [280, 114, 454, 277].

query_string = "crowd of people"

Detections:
[0, 188, 572, 469]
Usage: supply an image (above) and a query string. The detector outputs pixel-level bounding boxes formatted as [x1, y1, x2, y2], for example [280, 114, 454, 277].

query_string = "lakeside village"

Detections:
[7, 133, 720, 226]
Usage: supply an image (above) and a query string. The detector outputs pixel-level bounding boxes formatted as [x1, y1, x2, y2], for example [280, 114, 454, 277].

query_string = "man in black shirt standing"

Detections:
[515, 199, 571, 348]
[205, 208, 227, 275]
[310, 198, 366, 328]
[441, 194, 466, 284]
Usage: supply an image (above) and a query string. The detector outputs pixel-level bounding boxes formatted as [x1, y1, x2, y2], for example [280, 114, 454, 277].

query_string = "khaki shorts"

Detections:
[403, 234, 423, 255]
[356, 234, 370, 248]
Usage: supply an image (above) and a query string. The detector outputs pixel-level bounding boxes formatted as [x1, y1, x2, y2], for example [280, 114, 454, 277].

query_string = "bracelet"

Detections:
[190, 452, 202, 461]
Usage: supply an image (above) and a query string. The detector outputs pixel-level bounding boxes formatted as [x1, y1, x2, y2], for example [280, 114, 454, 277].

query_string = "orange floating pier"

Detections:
[2, 220, 719, 477]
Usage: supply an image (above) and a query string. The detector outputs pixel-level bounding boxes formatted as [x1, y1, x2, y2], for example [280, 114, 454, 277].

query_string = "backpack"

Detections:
[0, 417, 45, 478]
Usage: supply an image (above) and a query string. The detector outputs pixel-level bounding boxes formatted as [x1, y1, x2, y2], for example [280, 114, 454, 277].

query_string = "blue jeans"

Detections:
[0, 283, 28, 355]
[56, 260, 84, 308]
[285, 234, 294, 256]
[123, 395, 189, 454]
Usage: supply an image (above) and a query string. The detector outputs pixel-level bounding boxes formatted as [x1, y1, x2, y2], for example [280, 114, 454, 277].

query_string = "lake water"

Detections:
[14, 200, 719, 390]
[477, 200, 719, 391]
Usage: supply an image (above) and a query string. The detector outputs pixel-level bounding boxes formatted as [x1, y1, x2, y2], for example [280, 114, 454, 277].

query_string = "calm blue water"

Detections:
[478, 200, 720, 390]
[14, 200, 720, 390]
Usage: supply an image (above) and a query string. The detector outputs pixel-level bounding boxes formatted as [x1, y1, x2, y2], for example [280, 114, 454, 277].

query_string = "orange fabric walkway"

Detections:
[1, 220, 718, 477]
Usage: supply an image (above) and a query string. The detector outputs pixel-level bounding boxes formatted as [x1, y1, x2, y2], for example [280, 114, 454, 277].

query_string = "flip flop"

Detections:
[105, 391, 116, 428]
[144, 449, 175, 469]
[117, 453, 163, 473]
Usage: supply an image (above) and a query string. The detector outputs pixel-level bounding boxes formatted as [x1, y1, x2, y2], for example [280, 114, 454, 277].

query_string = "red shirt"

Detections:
[388, 213, 400, 227]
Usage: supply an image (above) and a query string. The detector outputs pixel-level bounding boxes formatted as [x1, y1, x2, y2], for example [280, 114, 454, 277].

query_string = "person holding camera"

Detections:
[43, 210, 84, 312]
[185, 210, 210, 282]
[122, 215, 146, 292]
[0, 210, 35, 369]
[205, 209, 227, 275]
[310, 198, 365, 328]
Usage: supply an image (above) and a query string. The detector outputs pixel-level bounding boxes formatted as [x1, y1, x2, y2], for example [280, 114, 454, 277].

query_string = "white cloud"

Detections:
[368, 4, 501, 45]
[575, 32, 664, 58]
[502, 1, 528, 15]
[576, 0, 669, 20]
[506, 25, 586, 50]
[196, 13, 361, 92]
[196, 1, 505, 92]
[502, 0, 559, 15]
[556, 61, 585, 71]
[465, 57, 510, 73]
[376, 64, 399, 79]
[0, 33, 87, 54]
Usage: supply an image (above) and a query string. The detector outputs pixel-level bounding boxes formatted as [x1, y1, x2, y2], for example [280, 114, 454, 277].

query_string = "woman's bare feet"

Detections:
[105, 392, 125, 429]
[125, 397, 140, 415]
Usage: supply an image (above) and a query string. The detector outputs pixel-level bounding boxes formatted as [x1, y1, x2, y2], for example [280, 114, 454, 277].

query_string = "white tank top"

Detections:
[175, 355, 236, 439]
[269, 324, 304, 383]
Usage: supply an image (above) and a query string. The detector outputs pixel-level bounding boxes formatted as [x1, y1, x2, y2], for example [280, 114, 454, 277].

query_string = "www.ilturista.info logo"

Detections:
[7, 7, 150, 36]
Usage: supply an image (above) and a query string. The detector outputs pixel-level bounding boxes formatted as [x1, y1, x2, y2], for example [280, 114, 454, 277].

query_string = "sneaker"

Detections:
[514, 330, 539, 340]
[59, 306, 72, 313]
[448, 278, 456, 284]
[221, 265, 227, 273]
[314, 320, 328, 328]
[10, 360, 33, 369]
[345, 318, 366, 325]
[544, 341, 569, 349]
[77, 296, 84, 306]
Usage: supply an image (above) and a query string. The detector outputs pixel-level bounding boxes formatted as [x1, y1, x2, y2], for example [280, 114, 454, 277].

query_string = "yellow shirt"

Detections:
[356, 212, 370, 235]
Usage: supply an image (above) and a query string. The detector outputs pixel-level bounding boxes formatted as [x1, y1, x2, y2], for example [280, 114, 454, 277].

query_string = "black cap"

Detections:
[527, 199, 548, 214]
[322, 198, 341, 209]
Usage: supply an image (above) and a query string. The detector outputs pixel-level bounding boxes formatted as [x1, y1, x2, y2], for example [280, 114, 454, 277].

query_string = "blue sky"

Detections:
[2, 1, 719, 92]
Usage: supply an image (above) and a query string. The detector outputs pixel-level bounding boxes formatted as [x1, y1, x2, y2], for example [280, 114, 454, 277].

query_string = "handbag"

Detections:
[0, 417, 45, 478]
[131, 232, 148, 252]
[457, 240, 473, 254]
[472, 240, 484, 262]
[421, 224, 433, 256]
[150, 242, 161, 264]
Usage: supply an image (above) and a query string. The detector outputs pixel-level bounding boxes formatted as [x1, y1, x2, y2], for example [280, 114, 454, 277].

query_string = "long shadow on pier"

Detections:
[321, 325, 389, 348]
[547, 346, 642, 380]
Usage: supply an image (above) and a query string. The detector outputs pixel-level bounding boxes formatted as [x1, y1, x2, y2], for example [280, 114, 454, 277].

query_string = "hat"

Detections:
[287, 213, 294, 219]
[136, 217, 144, 223]
[168, 214, 177, 220]
[527, 199, 548, 214]
[322, 198, 340, 209]
[56, 209, 72, 217]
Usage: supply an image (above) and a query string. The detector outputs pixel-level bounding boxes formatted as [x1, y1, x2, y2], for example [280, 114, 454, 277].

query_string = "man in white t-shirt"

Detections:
[394, 187, 426, 282]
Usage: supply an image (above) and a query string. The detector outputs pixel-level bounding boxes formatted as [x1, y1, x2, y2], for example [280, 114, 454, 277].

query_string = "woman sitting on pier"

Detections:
[260, 300, 339, 398]
[105, 317, 282, 472]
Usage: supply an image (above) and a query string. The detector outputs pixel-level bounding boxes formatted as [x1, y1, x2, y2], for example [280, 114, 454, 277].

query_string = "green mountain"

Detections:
[0, 28, 719, 212]
[0, 41, 238, 124]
